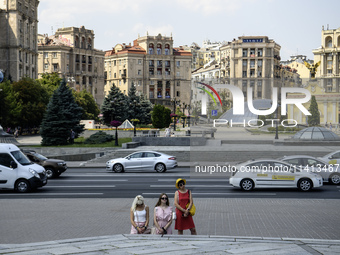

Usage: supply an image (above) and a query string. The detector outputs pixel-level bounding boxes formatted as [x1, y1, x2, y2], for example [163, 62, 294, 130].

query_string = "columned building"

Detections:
[37, 26, 105, 105]
[220, 36, 282, 99]
[104, 34, 192, 108]
[313, 26, 340, 93]
[0, 0, 39, 81]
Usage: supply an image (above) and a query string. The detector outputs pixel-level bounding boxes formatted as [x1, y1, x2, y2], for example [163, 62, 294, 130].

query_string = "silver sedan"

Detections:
[279, 155, 340, 185]
[106, 151, 178, 173]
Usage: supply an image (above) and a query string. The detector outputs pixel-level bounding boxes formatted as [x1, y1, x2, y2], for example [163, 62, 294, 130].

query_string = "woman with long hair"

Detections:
[130, 195, 149, 234]
[154, 193, 172, 235]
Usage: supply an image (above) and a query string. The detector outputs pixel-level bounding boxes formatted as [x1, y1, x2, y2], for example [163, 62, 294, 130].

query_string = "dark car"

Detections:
[23, 150, 67, 178]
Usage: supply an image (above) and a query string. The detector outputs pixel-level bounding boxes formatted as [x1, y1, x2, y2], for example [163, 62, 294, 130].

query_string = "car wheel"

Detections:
[240, 179, 254, 191]
[15, 179, 31, 193]
[298, 178, 313, 191]
[45, 168, 56, 179]
[329, 173, 340, 185]
[155, 163, 166, 173]
[113, 163, 124, 173]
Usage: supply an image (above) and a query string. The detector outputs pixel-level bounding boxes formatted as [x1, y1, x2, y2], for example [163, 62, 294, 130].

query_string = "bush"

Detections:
[84, 131, 114, 144]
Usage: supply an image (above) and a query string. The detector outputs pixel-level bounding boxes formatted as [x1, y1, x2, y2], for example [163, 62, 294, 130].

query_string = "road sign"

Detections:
[211, 110, 218, 116]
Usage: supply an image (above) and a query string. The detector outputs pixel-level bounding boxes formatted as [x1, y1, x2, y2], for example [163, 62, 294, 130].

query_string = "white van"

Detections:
[0, 143, 47, 192]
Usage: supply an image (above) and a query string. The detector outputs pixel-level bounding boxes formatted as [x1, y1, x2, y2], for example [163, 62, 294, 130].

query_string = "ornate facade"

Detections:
[0, 0, 39, 81]
[104, 34, 192, 108]
[37, 26, 105, 105]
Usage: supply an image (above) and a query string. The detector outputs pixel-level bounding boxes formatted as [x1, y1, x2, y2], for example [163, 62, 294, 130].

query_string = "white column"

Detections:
[332, 101, 336, 123]
[324, 101, 328, 124]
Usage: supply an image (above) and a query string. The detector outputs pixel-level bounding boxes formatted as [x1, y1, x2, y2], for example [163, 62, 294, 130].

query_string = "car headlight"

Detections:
[29, 169, 40, 178]
[57, 162, 64, 166]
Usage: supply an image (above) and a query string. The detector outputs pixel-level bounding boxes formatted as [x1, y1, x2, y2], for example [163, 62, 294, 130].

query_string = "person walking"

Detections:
[70, 129, 75, 144]
[174, 178, 197, 235]
[130, 195, 150, 234]
[153, 193, 172, 235]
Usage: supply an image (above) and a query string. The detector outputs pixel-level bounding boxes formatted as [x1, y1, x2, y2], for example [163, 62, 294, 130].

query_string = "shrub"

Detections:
[84, 131, 114, 144]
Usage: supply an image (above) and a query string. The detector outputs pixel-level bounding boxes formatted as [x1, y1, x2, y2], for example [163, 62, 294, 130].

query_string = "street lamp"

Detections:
[171, 97, 180, 131]
[187, 105, 191, 127]
[182, 103, 187, 128]
[130, 100, 140, 137]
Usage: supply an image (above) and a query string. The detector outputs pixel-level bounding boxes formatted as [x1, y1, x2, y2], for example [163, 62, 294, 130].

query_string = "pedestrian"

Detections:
[165, 127, 171, 137]
[70, 129, 75, 144]
[14, 127, 19, 138]
[325, 122, 328, 128]
[153, 193, 173, 235]
[174, 178, 197, 235]
[130, 195, 150, 234]
[330, 123, 333, 131]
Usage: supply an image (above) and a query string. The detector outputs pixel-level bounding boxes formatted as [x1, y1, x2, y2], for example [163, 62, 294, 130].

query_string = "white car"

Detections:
[229, 159, 323, 191]
[280, 155, 340, 185]
[106, 151, 178, 173]
[318, 150, 340, 165]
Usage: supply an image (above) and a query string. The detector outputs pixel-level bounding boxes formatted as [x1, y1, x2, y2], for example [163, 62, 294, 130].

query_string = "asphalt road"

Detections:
[0, 167, 339, 199]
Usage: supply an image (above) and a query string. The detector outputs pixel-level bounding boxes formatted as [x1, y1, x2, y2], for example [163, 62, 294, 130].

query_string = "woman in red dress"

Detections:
[174, 178, 197, 235]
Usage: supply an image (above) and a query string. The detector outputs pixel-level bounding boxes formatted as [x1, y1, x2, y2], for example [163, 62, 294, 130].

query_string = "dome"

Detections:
[292, 127, 340, 140]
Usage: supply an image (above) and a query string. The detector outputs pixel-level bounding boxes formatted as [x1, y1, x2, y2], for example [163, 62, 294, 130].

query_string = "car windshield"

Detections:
[32, 152, 48, 161]
[11, 150, 32, 166]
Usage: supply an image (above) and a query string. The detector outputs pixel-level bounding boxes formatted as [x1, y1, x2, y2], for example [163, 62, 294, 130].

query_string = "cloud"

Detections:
[132, 23, 174, 38]
[175, 0, 245, 15]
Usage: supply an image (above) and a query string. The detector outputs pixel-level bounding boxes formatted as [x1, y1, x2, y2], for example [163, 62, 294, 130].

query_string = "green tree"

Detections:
[37, 73, 62, 98]
[127, 85, 141, 121]
[40, 79, 84, 145]
[0, 80, 14, 128]
[138, 94, 153, 124]
[11, 77, 49, 129]
[73, 89, 100, 121]
[163, 107, 172, 128]
[151, 104, 165, 128]
[101, 84, 128, 125]
[308, 95, 320, 126]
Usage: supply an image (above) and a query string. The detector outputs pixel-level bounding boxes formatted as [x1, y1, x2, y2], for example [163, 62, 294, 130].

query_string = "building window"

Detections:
[176, 81, 180, 86]
[176, 91, 180, 97]
[138, 59, 142, 65]
[257, 80, 262, 98]
[53, 52, 57, 58]
[165, 44, 170, 55]
[176, 72, 180, 77]
[44, 52, 48, 58]
[157, 81, 162, 98]
[149, 43, 154, 54]
[176, 61, 180, 67]
[138, 70, 142, 75]
[242, 49, 248, 57]
[114, 60, 116, 66]
[258, 49, 263, 57]
[242, 71, 247, 77]
[149, 85, 154, 98]
[157, 44, 162, 55]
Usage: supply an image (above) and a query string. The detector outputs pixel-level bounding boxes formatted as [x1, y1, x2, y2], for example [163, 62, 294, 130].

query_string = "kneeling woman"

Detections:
[130, 195, 149, 234]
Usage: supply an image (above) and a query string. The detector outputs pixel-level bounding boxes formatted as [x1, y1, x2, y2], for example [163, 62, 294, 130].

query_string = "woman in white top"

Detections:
[130, 195, 149, 234]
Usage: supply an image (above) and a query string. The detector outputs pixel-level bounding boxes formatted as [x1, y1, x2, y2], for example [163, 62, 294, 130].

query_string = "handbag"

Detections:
[186, 190, 196, 216]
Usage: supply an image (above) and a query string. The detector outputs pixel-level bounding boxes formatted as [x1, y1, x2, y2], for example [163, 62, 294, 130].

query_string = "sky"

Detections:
[38, 0, 340, 61]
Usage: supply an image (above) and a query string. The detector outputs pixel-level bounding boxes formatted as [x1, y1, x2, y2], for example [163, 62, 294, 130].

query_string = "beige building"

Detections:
[37, 26, 105, 105]
[220, 36, 282, 99]
[0, 0, 39, 81]
[104, 34, 192, 109]
[313, 26, 340, 93]
[281, 55, 313, 86]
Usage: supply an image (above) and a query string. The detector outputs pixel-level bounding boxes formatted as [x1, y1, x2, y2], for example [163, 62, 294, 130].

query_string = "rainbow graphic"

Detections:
[197, 82, 223, 107]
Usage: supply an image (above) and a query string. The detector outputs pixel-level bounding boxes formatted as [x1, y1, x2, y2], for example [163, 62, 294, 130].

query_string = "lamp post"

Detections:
[171, 97, 180, 131]
[182, 103, 187, 128]
[187, 105, 191, 127]
[130, 99, 140, 137]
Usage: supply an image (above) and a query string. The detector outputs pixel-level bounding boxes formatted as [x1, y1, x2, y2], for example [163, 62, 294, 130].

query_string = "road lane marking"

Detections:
[150, 185, 229, 188]
[142, 192, 276, 196]
[49, 180, 128, 182]
[157, 179, 228, 182]
[0, 193, 104, 196]
[45, 186, 116, 188]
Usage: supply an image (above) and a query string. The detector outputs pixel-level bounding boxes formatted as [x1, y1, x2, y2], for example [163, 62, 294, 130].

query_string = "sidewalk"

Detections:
[1, 235, 339, 255]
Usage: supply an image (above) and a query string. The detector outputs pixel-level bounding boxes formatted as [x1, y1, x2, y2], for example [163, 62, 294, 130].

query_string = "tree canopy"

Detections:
[308, 95, 320, 126]
[40, 79, 84, 145]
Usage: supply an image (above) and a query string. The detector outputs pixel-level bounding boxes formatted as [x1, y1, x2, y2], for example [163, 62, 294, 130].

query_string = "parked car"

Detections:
[0, 144, 47, 193]
[23, 150, 67, 178]
[279, 155, 340, 185]
[318, 150, 340, 165]
[229, 159, 323, 191]
[106, 151, 177, 173]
